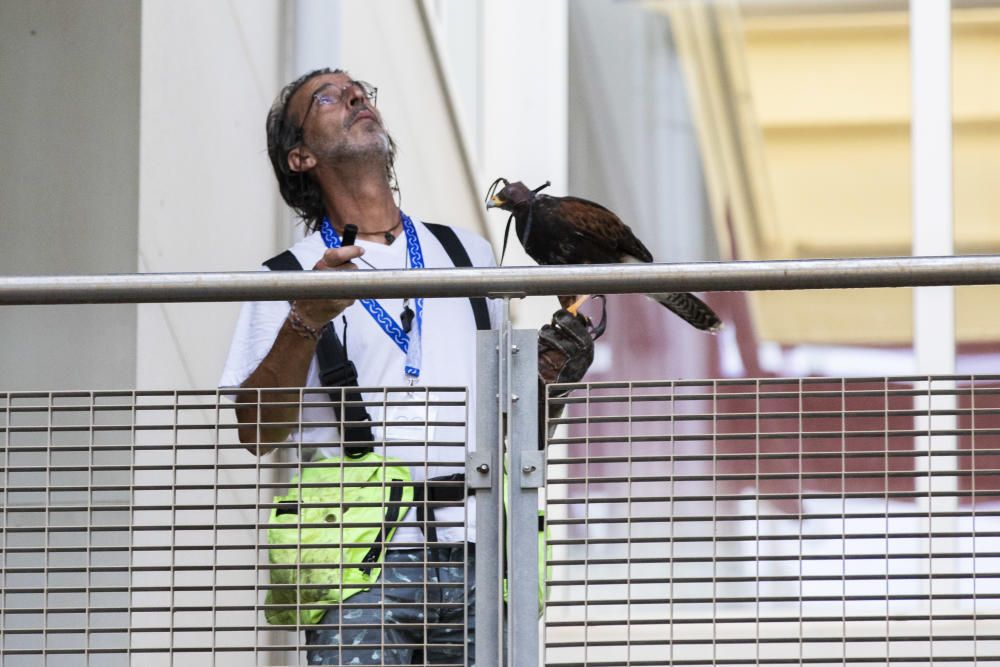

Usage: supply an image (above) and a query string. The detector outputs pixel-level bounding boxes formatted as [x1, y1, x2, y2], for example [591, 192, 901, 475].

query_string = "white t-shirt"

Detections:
[219, 219, 498, 544]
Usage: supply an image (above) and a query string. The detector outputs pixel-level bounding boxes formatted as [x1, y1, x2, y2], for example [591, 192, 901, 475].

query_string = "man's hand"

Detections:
[292, 245, 365, 328]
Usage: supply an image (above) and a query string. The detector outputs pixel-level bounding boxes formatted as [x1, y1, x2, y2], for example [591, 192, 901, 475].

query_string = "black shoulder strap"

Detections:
[263, 250, 302, 272]
[314, 324, 373, 454]
[423, 223, 492, 331]
[263, 251, 373, 456]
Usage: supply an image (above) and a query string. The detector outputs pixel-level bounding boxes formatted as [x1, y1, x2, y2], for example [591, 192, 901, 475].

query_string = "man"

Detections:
[220, 68, 596, 665]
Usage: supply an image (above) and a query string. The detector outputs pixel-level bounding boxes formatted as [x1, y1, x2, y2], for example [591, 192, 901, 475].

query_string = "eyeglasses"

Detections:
[297, 80, 378, 137]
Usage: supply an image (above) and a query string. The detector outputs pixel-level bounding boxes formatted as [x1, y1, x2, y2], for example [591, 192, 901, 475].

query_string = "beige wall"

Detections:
[0, 4, 142, 659]
[0, 1, 287, 393]
[0, 0, 140, 391]
[136, 0, 287, 391]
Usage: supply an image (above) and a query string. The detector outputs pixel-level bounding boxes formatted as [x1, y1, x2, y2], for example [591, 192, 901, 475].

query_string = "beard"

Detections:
[312, 122, 393, 172]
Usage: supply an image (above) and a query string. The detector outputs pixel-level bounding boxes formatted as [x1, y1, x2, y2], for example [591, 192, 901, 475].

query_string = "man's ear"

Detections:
[287, 146, 316, 174]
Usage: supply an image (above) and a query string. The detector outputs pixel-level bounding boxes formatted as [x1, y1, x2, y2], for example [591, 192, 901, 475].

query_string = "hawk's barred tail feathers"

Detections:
[646, 292, 723, 333]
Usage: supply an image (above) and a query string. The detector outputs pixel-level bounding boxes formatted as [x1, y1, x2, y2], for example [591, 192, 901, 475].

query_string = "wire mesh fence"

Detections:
[8, 375, 1000, 665]
[0, 387, 473, 666]
[544, 376, 1000, 666]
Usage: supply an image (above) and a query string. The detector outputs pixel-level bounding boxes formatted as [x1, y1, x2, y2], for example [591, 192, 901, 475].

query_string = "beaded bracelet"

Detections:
[287, 302, 325, 341]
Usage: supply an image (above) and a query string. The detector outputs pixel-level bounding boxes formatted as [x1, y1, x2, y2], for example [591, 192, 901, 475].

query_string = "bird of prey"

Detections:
[485, 178, 722, 333]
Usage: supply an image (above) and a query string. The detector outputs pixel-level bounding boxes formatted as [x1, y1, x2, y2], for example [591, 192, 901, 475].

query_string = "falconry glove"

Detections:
[537, 297, 606, 443]
[538, 311, 597, 387]
[538, 295, 606, 388]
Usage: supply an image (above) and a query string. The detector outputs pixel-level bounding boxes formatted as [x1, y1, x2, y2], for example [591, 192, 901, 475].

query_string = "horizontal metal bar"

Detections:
[546, 449, 1000, 465]
[545, 514, 988, 528]
[0, 399, 465, 412]
[542, 470, 988, 486]
[1, 525, 462, 536]
[546, 572, 1000, 587]
[1, 378, 995, 399]
[545, 509, 1000, 524]
[547, 613, 1000, 627]
[4, 500, 461, 513]
[479, 659, 1000, 666]
[0, 544, 264, 553]
[546, 636, 1000, 647]
[549, 387, 1000, 405]
[0, 385, 463, 399]
[1, 621, 465, 635]
[554, 375, 1000, 390]
[6, 504, 993, 521]
[544, 489, 1000, 502]
[3, 255, 1000, 305]
[545, 531, 1000, 545]
[1, 467, 983, 481]
[1, 463, 465, 475]
[0, 444, 459, 456]
[0, 602, 454, 615]
[547, 551, 1000, 566]
[551, 408, 1000, 425]
[0, 547, 991, 563]
[548, 428, 1000, 444]
[5, 580, 465, 594]
[544, 592, 1000, 606]
[0, 647, 316, 655]
[0, 424, 979, 438]
[2, 629, 993, 644]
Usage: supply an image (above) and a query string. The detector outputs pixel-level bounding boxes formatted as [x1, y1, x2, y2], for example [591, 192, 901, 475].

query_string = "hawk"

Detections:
[486, 178, 722, 333]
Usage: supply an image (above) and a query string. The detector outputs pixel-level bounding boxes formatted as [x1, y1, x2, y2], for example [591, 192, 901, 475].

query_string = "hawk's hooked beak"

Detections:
[486, 195, 505, 210]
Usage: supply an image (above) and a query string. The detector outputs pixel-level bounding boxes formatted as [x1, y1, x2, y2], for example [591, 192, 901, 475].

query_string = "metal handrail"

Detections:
[2, 255, 1000, 305]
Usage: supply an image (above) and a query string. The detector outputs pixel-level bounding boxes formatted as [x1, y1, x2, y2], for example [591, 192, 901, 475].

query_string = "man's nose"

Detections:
[345, 84, 366, 107]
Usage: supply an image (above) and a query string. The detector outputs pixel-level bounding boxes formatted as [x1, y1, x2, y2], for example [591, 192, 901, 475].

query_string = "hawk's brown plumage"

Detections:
[486, 179, 722, 333]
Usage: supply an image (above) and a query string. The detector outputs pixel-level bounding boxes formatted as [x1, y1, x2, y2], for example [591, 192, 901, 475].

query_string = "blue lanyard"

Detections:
[319, 212, 424, 379]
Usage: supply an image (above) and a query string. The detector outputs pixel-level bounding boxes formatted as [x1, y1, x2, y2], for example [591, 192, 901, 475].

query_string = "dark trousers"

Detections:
[305, 546, 491, 666]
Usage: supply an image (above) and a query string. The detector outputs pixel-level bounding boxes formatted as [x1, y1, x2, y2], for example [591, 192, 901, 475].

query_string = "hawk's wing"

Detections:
[535, 195, 654, 264]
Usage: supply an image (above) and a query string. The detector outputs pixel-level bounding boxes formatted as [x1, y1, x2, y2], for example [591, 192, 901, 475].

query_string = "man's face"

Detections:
[287, 72, 388, 170]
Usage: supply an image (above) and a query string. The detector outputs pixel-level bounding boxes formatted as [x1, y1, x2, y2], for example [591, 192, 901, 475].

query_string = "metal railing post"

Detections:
[473, 301, 541, 667]
[473, 327, 503, 665]
[508, 328, 541, 667]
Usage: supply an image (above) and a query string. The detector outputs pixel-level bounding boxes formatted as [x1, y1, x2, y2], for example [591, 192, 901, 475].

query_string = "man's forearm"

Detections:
[233, 247, 361, 454]
[236, 318, 320, 454]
